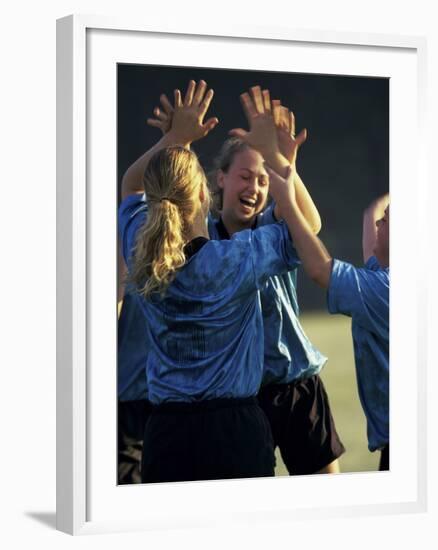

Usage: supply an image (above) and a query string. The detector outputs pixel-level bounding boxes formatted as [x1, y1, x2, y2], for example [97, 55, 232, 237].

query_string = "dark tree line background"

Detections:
[118, 63, 389, 310]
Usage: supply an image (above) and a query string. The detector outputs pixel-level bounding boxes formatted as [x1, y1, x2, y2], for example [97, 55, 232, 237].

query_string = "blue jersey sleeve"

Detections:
[242, 222, 301, 289]
[327, 257, 389, 337]
[118, 194, 148, 267]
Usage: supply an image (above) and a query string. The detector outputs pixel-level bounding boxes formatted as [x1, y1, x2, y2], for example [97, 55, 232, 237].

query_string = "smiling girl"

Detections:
[119, 80, 313, 482]
[202, 87, 344, 475]
[148, 83, 345, 475]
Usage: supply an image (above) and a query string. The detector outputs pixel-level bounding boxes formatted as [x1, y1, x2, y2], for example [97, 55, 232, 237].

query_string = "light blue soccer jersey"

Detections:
[119, 194, 300, 405]
[118, 292, 149, 401]
[327, 256, 389, 451]
[208, 206, 327, 386]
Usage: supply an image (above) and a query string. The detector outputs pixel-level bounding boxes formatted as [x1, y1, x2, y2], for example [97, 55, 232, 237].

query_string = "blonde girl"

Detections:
[119, 80, 305, 482]
[148, 86, 345, 476]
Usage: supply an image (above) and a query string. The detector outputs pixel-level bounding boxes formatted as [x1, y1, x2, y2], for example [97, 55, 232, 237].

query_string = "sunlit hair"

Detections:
[208, 137, 252, 216]
[131, 146, 209, 298]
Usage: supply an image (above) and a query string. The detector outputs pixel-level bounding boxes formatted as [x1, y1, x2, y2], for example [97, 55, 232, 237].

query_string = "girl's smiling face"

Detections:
[217, 147, 269, 228]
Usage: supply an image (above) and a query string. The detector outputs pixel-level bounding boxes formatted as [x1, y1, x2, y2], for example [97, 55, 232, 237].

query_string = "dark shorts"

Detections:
[379, 444, 389, 471]
[141, 397, 275, 483]
[257, 375, 345, 475]
[118, 399, 151, 484]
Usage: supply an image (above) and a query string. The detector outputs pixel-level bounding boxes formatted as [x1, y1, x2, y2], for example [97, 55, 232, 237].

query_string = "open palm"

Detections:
[147, 80, 219, 144]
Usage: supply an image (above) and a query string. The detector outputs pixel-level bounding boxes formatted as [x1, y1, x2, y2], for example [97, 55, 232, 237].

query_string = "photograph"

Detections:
[116, 63, 389, 485]
[1, 0, 433, 543]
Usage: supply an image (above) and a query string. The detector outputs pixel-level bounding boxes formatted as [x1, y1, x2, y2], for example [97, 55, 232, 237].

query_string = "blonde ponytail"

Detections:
[130, 146, 207, 298]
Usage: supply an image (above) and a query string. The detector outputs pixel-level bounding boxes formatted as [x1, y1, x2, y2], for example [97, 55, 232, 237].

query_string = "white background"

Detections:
[0, 0, 436, 548]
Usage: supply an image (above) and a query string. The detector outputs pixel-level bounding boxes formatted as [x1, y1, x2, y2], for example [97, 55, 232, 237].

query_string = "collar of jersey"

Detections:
[216, 217, 258, 241]
[183, 237, 209, 259]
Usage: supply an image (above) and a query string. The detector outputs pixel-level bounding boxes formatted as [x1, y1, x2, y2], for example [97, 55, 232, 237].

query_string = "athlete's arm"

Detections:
[282, 172, 322, 234]
[230, 86, 320, 231]
[121, 80, 219, 200]
[266, 165, 333, 289]
[230, 86, 329, 284]
[270, 100, 321, 235]
[268, 98, 321, 234]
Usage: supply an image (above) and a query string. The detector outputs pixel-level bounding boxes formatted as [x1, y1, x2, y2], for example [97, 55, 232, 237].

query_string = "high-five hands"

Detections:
[230, 86, 307, 168]
[271, 99, 307, 166]
[229, 86, 281, 162]
[265, 164, 297, 205]
[147, 93, 174, 135]
[147, 80, 219, 145]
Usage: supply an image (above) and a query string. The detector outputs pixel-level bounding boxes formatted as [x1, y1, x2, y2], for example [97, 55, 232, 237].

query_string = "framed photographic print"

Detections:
[56, 15, 427, 535]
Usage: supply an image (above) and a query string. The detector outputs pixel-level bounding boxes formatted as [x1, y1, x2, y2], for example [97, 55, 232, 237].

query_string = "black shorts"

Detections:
[118, 399, 151, 484]
[257, 375, 345, 475]
[141, 397, 275, 483]
[379, 444, 389, 471]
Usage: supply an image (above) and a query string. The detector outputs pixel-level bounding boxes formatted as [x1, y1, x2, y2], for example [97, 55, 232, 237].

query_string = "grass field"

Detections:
[274, 310, 380, 476]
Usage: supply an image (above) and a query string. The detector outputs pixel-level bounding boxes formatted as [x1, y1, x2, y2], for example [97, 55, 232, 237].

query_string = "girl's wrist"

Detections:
[264, 152, 290, 178]
[163, 131, 191, 149]
[271, 186, 297, 208]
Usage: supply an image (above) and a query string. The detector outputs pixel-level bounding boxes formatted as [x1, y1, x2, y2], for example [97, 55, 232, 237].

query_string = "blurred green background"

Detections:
[274, 311, 379, 476]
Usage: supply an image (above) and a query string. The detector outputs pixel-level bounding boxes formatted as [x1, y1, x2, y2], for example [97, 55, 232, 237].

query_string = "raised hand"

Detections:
[229, 86, 281, 162]
[264, 164, 297, 206]
[267, 95, 307, 165]
[147, 93, 174, 135]
[122, 81, 217, 199]
[164, 80, 220, 146]
[147, 80, 218, 144]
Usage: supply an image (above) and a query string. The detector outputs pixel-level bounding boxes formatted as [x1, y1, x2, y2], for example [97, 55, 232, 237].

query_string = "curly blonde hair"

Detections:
[130, 146, 208, 298]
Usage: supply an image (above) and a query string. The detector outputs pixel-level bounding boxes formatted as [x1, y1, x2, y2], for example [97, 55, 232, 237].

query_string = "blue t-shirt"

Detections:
[327, 256, 389, 452]
[119, 194, 300, 405]
[118, 292, 149, 401]
[208, 206, 327, 385]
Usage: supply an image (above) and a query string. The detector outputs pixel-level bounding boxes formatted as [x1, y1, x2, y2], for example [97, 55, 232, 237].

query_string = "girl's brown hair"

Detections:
[208, 137, 252, 216]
